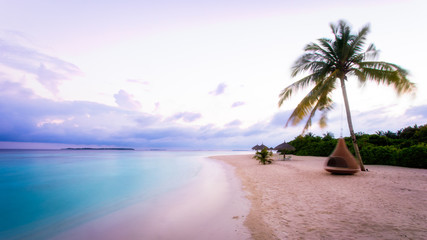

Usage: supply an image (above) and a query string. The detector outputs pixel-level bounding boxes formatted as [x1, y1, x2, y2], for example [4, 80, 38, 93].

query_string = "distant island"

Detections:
[63, 148, 135, 150]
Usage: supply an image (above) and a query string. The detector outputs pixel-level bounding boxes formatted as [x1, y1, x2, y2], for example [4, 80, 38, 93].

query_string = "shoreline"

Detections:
[211, 154, 427, 239]
[51, 155, 251, 240]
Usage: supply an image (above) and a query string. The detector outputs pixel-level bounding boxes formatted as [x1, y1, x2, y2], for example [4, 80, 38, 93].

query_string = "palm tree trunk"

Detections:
[340, 77, 366, 171]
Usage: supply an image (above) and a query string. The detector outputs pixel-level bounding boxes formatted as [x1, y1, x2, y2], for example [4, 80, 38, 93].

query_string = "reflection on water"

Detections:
[0, 150, 233, 239]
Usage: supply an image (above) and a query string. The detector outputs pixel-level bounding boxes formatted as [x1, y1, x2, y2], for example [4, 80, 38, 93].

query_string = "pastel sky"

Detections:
[1, 0, 426, 149]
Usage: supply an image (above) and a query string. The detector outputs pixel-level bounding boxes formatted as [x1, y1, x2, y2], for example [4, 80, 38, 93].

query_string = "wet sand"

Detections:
[211, 154, 427, 240]
[51, 157, 251, 240]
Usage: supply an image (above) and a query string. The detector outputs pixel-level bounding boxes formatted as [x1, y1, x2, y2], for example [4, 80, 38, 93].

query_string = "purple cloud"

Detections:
[0, 83, 277, 149]
[405, 105, 427, 119]
[114, 90, 142, 110]
[0, 82, 322, 149]
[2, 81, 426, 150]
[0, 81, 155, 145]
[210, 83, 227, 95]
[0, 35, 81, 95]
[231, 101, 245, 108]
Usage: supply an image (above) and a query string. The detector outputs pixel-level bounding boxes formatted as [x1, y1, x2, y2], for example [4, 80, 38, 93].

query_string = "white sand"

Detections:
[51, 157, 251, 240]
[211, 154, 427, 240]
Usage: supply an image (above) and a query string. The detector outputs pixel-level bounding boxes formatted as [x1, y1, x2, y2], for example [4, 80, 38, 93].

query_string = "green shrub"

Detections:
[286, 124, 427, 169]
[313, 140, 337, 156]
[289, 136, 336, 156]
[398, 144, 427, 168]
[360, 145, 399, 165]
[368, 135, 390, 146]
[253, 147, 273, 165]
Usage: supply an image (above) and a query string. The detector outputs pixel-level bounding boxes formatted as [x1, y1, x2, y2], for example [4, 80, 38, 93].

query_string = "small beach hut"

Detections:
[274, 141, 295, 160]
[251, 144, 260, 150]
[324, 138, 359, 174]
[253, 144, 268, 151]
[258, 144, 268, 150]
[273, 141, 296, 151]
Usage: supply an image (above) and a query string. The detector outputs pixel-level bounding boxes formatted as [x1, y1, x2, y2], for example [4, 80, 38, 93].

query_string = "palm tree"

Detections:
[278, 20, 415, 171]
[253, 147, 274, 165]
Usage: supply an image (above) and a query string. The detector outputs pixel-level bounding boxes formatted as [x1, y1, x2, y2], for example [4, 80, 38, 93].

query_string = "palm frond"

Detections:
[318, 109, 329, 129]
[356, 61, 414, 94]
[330, 22, 339, 37]
[285, 90, 317, 129]
[301, 94, 333, 133]
[339, 29, 353, 61]
[317, 96, 334, 129]
[317, 38, 338, 62]
[285, 71, 337, 132]
[279, 73, 317, 106]
[280, 63, 336, 107]
[350, 68, 367, 84]
[301, 77, 335, 132]
[348, 42, 378, 66]
[348, 24, 370, 56]
[331, 20, 351, 40]
[363, 43, 379, 60]
[291, 59, 329, 77]
[292, 42, 336, 77]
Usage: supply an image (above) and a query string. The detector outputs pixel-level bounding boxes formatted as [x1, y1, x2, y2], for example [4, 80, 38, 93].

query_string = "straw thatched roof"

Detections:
[273, 141, 295, 151]
[251, 144, 260, 150]
[252, 144, 269, 150]
[259, 144, 268, 149]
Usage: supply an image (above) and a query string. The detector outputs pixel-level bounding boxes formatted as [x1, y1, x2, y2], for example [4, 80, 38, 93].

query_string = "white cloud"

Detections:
[114, 90, 142, 110]
[169, 112, 202, 123]
[127, 78, 149, 85]
[36, 118, 65, 128]
[225, 120, 242, 127]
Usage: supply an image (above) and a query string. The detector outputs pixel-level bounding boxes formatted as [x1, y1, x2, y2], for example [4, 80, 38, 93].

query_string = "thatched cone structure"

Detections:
[324, 138, 360, 175]
[251, 144, 260, 150]
[252, 144, 269, 151]
[273, 141, 295, 151]
[259, 144, 268, 149]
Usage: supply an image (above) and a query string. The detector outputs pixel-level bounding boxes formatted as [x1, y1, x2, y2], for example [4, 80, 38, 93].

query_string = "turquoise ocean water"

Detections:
[0, 150, 241, 240]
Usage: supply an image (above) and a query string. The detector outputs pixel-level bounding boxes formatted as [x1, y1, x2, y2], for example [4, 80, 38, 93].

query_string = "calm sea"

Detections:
[0, 150, 244, 240]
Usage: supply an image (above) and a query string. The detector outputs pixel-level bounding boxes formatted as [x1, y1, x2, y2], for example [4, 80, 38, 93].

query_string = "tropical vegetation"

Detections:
[253, 147, 274, 165]
[284, 124, 427, 169]
[278, 20, 415, 171]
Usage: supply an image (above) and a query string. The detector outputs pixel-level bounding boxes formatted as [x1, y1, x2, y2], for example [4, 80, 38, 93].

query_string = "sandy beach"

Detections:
[211, 154, 427, 240]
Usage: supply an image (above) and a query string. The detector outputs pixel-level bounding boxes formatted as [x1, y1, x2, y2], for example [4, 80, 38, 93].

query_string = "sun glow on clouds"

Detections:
[1, 1, 427, 149]
[36, 119, 65, 128]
